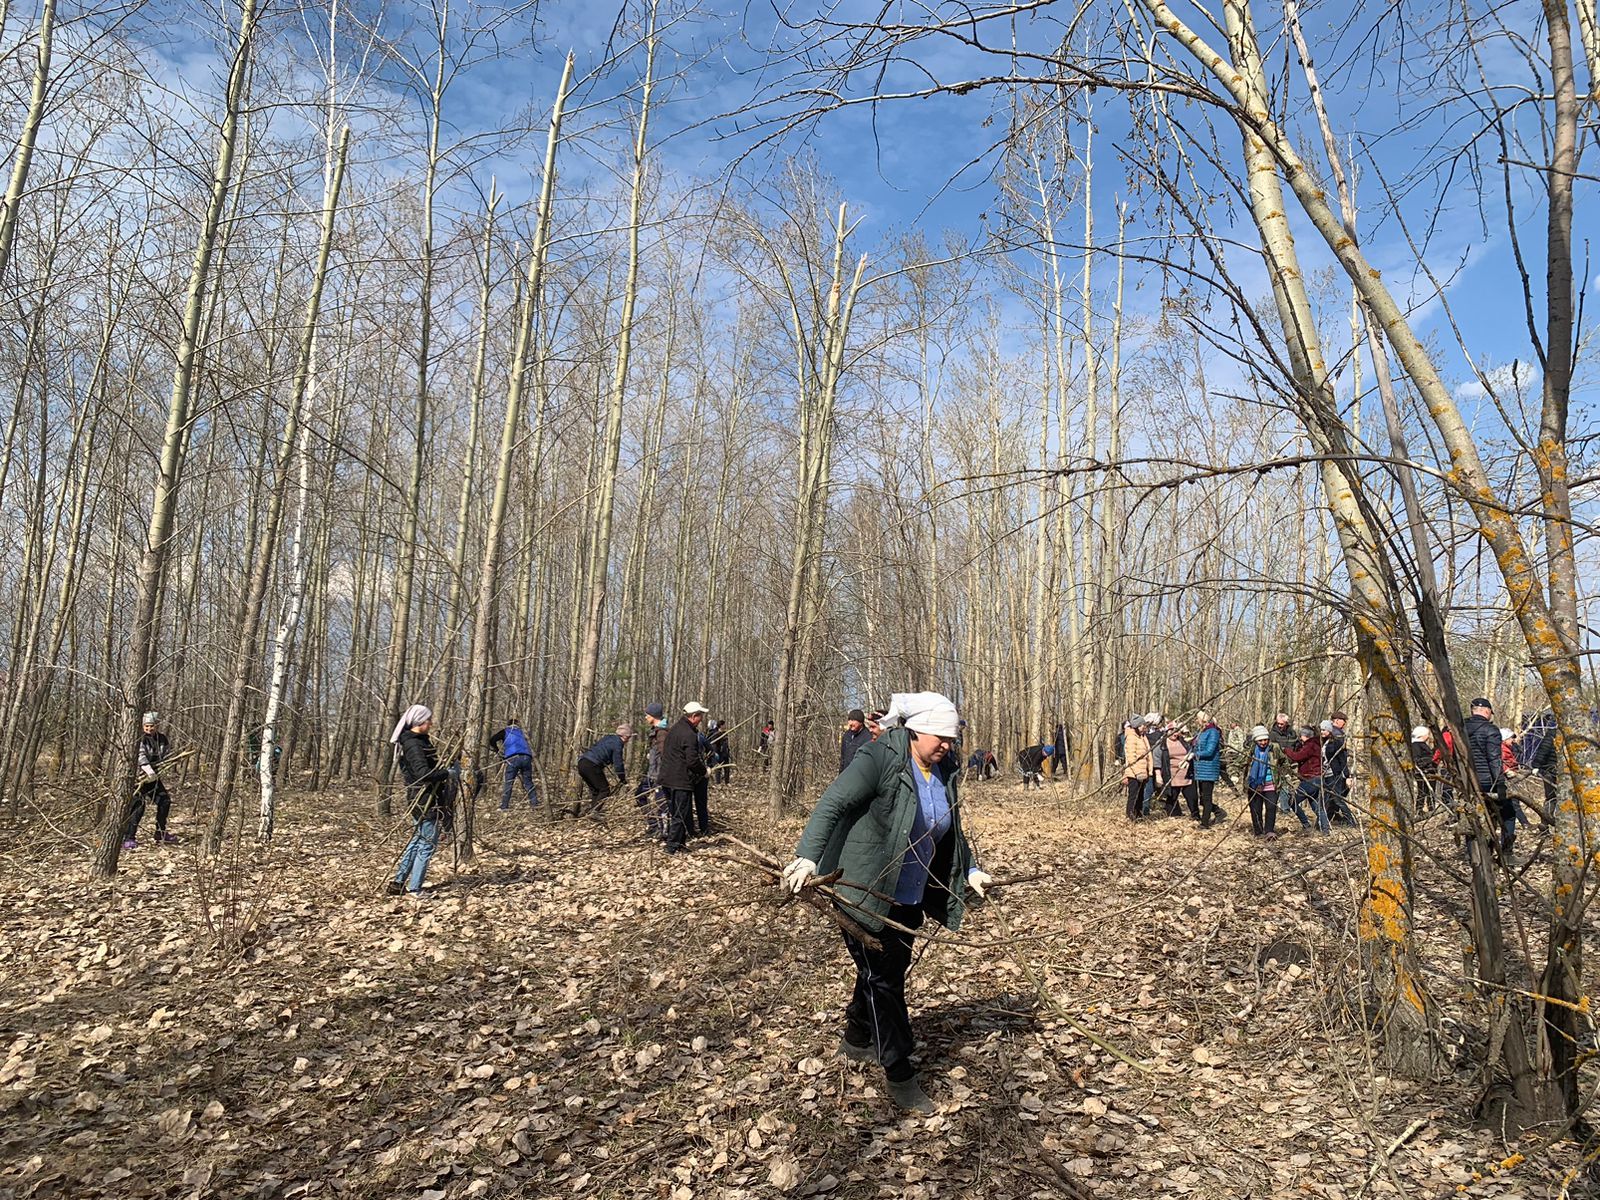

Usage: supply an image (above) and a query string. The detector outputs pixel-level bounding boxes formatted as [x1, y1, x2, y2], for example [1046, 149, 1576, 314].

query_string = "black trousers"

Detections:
[125, 781, 171, 840]
[575, 759, 611, 812]
[1197, 779, 1217, 827]
[1125, 777, 1145, 820]
[664, 787, 694, 850]
[693, 778, 710, 835]
[1247, 787, 1277, 835]
[842, 902, 924, 1083]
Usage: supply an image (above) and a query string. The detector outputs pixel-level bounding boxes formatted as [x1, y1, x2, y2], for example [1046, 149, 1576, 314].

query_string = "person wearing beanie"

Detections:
[781, 691, 994, 1114]
[488, 717, 538, 811]
[122, 711, 179, 849]
[388, 704, 455, 897]
[1320, 719, 1355, 827]
[1498, 726, 1530, 829]
[1408, 726, 1440, 814]
[840, 708, 872, 773]
[1244, 725, 1281, 837]
[1017, 741, 1052, 789]
[1122, 714, 1153, 820]
[574, 724, 633, 819]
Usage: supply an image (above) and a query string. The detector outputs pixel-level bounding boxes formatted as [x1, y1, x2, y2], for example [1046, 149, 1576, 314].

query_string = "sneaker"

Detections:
[156, 831, 180, 845]
[385, 881, 405, 896]
[886, 1074, 935, 1114]
[121, 838, 137, 851]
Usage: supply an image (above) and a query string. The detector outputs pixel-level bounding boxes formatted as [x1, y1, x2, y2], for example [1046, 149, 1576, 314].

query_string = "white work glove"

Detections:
[780, 857, 818, 895]
[140, 766, 157, 781]
[967, 869, 994, 900]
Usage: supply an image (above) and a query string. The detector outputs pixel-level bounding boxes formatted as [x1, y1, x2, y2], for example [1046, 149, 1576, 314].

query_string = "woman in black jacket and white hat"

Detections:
[389, 704, 455, 897]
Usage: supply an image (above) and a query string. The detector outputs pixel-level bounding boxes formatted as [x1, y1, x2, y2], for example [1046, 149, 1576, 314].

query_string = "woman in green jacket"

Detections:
[782, 692, 994, 1113]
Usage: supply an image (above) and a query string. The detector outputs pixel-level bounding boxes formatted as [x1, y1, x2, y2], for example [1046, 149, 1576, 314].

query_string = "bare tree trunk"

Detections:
[0, 0, 55, 284]
[257, 126, 350, 842]
[93, 0, 260, 878]
[461, 54, 572, 860]
[570, 7, 656, 761]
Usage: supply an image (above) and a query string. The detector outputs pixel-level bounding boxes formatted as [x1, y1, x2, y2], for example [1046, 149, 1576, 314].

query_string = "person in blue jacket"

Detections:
[489, 718, 538, 810]
[1191, 713, 1223, 827]
[574, 724, 632, 818]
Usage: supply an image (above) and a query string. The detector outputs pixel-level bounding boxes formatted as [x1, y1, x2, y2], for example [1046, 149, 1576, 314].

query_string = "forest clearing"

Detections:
[3, 781, 1588, 1199]
[0, 0, 1598, 1194]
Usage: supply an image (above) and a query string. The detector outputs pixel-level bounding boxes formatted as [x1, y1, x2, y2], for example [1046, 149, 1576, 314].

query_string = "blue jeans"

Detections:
[395, 818, 439, 892]
[1292, 779, 1330, 833]
[500, 754, 537, 809]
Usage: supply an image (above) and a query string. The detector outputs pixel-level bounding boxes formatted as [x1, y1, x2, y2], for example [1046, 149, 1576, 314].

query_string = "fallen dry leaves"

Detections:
[0, 781, 1588, 1198]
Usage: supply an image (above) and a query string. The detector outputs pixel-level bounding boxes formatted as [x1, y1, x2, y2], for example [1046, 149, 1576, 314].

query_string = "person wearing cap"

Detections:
[388, 704, 455, 896]
[1244, 725, 1281, 837]
[574, 724, 633, 818]
[123, 711, 179, 849]
[1465, 697, 1516, 857]
[1122, 715, 1152, 820]
[1284, 725, 1329, 834]
[1192, 713, 1223, 827]
[659, 703, 709, 852]
[488, 718, 538, 811]
[1319, 719, 1355, 826]
[1409, 726, 1440, 814]
[840, 709, 872, 773]
[780, 691, 994, 1114]
[1017, 741, 1052, 789]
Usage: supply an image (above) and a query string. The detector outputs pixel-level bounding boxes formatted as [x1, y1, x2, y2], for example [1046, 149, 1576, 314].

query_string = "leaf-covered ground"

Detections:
[0, 779, 1590, 1198]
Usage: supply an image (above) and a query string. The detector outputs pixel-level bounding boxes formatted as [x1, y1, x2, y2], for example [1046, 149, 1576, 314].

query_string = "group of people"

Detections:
[1116, 711, 1247, 830]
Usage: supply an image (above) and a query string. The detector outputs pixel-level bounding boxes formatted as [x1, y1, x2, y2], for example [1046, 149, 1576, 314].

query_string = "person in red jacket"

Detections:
[1284, 726, 1329, 834]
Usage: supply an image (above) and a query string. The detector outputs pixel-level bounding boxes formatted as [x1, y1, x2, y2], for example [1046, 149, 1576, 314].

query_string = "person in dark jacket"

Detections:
[489, 718, 538, 811]
[1017, 742, 1052, 789]
[1465, 698, 1515, 856]
[659, 702, 709, 851]
[1320, 718, 1355, 826]
[123, 711, 179, 848]
[389, 704, 455, 897]
[707, 719, 734, 786]
[574, 724, 632, 817]
[781, 692, 994, 1114]
[1284, 727, 1329, 834]
[839, 709, 872, 773]
[966, 748, 998, 780]
[1051, 721, 1067, 777]
[1267, 713, 1297, 815]
[1518, 711, 1559, 819]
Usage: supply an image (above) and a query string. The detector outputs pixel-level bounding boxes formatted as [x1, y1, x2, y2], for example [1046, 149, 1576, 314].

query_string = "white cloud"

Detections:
[1455, 360, 1536, 402]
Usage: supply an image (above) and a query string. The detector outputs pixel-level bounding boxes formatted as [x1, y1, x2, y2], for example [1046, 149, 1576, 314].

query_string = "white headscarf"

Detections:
[390, 704, 432, 746]
[882, 691, 962, 739]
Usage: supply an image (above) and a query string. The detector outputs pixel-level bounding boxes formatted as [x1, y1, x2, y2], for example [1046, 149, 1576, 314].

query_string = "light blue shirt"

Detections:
[894, 760, 954, 904]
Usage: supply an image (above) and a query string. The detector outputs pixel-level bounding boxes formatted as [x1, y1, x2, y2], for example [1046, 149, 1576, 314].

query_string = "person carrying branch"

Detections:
[389, 704, 456, 898]
[781, 691, 994, 1115]
[122, 711, 179, 849]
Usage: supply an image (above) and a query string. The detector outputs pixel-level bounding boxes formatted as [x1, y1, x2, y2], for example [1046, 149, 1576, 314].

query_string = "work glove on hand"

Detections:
[140, 766, 157, 781]
[967, 869, 995, 900]
[781, 857, 818, 895]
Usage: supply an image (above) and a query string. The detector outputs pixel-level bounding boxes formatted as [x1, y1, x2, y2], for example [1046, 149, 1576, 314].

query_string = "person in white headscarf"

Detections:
[780, 692, 995, 1114]
[388, 704, 454, 897]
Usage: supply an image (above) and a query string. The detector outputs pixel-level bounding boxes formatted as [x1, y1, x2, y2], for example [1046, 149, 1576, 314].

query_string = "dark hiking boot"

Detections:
[887, 1075, 934, 1114]
[156, 831, 180, 845]
[839, 1036, 878, 1064]
[386, 880, 405, 896]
